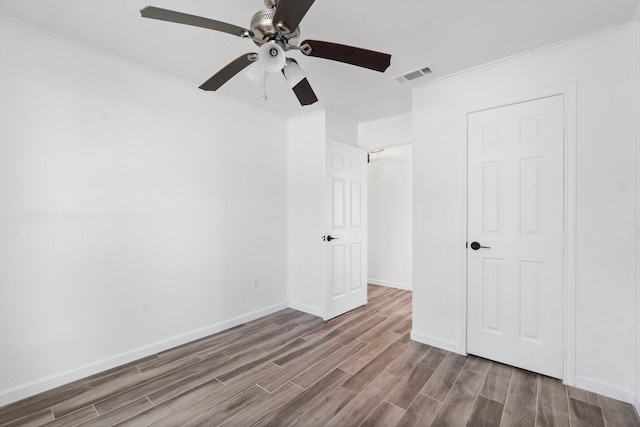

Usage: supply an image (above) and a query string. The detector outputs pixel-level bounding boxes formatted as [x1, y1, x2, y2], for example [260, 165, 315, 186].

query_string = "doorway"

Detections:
[367, 144, 413, 291]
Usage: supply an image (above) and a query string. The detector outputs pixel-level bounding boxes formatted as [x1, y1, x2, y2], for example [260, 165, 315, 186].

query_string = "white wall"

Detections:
[0, 19, 288, 405]
[367, 145, 413, 290]
[287, 111, 326, 316]
[358, 113, 411, 150]
[412, 25, 639, 403]
[326, 110, 358, 146]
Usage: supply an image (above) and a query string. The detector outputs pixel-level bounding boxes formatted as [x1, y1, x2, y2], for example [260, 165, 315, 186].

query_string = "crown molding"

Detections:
[413, 21, 634, 90]
[0, 14, 192, 88]
[0, 14, 289, 120]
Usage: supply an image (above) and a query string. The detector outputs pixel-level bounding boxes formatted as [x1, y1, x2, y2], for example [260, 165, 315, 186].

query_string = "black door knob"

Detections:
[470, 241, 491, 250]
[326, 235, 339, 242]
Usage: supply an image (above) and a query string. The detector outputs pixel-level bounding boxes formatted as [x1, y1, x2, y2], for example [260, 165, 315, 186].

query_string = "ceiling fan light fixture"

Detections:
[140, 2, 391, 106]
[283, 59, 305, 87]
[258, 41, 286, 73]
[244, 62, 263, 84]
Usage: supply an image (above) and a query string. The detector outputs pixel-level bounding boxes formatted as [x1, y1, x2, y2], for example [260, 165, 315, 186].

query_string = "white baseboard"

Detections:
[410, 330, 466, 355]
[368, 278, 412, 291]
[574, 375, 637, 404]
[0, 301, 288, 407]
[635, 394, 640, 417]
[288, 301, 325, 318]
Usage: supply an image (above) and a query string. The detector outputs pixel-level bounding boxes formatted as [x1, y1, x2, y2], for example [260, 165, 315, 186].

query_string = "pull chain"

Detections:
[262, 72, 268, 101]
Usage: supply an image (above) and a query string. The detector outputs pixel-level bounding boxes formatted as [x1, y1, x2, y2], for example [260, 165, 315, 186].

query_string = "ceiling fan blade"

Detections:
[273, 0, 316, 33]
[140, 6, 254, 39]
[301, 40, 391, 72]
[291, 78, 318, 106]
[282, 59, 318, 106]
[200, 53, 258, 91]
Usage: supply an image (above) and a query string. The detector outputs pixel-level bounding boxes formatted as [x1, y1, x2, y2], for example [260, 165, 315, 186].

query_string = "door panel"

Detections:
[482, 257, 502, 333]
[350, 243, 362, 291]
[467, 95, 564, 379]
[350, 182, 362, 227]
[332, 179, 345, 228]
[325, 140, 367, 320]
[483, 161, 503, 234]
[519, 260, 542, 341]
[520, 157, 541, 235]
[331, 245, 345, 297]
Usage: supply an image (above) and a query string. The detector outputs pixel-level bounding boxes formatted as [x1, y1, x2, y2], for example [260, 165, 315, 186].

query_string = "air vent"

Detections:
[394, 66, 434, 84]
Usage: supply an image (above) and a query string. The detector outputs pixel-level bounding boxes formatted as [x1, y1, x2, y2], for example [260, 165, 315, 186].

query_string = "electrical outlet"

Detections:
[252, 276, 260, 289]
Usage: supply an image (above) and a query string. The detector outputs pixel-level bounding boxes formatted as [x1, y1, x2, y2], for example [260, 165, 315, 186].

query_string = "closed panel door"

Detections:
[467, 95, 565, 379]
[325, 140, 367, 320]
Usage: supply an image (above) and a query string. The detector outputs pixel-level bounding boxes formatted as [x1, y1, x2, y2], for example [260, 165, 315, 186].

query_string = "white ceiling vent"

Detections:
[394, 66, 434, 84]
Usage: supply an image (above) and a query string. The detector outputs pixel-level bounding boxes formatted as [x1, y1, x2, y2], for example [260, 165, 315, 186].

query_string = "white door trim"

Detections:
[632, 18, 640, 413]
[462, 83, 577, 386]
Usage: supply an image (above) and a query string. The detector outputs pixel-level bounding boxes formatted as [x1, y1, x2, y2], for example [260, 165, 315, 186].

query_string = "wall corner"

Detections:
[632, 13, 640, 416]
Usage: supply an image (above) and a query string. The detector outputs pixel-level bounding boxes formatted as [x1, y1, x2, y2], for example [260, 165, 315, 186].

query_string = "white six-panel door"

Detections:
[324, 140, 367, 320]
[467, 95, 565, 379]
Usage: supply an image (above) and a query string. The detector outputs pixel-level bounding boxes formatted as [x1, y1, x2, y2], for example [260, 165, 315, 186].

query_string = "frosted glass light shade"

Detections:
[258, 42, 286, 73]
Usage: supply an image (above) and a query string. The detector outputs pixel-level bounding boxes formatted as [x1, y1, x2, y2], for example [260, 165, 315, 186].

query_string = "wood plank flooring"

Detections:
[1, 285, 639, 426]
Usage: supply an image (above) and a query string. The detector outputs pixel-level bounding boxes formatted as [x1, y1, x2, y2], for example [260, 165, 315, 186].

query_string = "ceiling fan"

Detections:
[140, 0, 392, 106]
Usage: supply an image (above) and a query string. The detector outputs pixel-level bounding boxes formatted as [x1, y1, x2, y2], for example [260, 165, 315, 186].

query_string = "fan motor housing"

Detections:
[250, 8, 299, 46]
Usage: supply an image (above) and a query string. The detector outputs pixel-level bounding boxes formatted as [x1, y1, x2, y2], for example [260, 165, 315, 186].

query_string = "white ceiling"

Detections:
[0, 0, 638, 122]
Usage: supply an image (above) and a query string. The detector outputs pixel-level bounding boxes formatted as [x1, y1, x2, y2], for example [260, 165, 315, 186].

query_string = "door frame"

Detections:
[462, 83, 577, 385]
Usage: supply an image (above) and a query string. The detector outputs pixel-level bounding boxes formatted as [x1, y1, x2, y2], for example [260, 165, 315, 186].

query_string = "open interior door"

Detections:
[324, 140, 368, 320]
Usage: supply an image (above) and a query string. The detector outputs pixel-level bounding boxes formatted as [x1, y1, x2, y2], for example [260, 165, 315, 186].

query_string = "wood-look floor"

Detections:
[1, 285, 639, 427]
